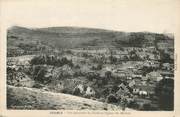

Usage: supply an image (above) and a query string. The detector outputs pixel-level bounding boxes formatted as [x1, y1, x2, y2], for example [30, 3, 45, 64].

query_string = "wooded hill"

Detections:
[7, 26, 174, 49]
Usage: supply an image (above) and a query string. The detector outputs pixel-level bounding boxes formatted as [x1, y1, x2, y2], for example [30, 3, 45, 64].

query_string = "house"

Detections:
[116, 88, 130, 98]
[133, 78, 142, 86]
[56, 82, 64, 90]
[141, 81, 147, 85]
[117, 83, 130, 95]
[113, 72, 127, 78]
[105, 66, 113, 72]
[74, 84, 96, 97]
[76, 84, 85, 94]
[142, 76, 148, 81]
[162, 63, 173, 71]
[127, 76, 132, 80]
[134, 85, 155, 96]
[139, 91, 148, 97]
[132, 88, 140, 95]
[85, 86, 95, 96]
[128, 80, 135, 87]
[132, 74, 142, 79]
[61, 64, 74, 76]
[146, 71, 163, 82]
[160, 71, 174, 79]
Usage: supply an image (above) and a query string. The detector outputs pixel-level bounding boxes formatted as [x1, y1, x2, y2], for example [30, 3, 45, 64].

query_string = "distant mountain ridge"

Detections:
[7, 26, 173, 49]
[36, 26, 117, 34]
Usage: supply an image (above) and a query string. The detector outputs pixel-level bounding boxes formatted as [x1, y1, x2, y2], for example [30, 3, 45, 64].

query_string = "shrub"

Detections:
[72, 88, 81, 96]
[106, 94, 118, 103]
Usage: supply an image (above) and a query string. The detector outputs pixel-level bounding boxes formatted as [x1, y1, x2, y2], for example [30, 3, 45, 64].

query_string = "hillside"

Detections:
[7, 26, 173, 49]
[7, 85, 132, 110]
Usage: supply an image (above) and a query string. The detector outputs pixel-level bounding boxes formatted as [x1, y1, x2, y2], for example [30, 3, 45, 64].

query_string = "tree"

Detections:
[128, 33, 146, 47]
[87, 72, 99, 81]
[123, 55, 129, 61]
[155, 78, 174, 110]
[105, 71, 112, 79]
[33, 66, 47, 84]
[129, 50, 141, 61]
[159, 50, 173, 64]
[97, 64, 103, 70]
[111, 85, 119, 93]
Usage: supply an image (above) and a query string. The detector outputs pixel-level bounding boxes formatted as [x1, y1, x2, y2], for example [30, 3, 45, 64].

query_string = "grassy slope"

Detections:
[7, 85, 132, 110]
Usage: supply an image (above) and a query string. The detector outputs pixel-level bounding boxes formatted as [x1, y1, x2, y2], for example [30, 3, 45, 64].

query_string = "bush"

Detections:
[106, 94, 118, 103]
[61, 88, 73, 94]
[127, 101, 139, 109]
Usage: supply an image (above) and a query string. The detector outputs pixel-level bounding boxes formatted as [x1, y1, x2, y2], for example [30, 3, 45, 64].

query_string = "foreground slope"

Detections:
[7, 85, 132, 110]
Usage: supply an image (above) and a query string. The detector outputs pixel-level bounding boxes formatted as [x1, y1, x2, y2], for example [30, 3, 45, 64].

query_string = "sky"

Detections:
[1, 0, 180, 33]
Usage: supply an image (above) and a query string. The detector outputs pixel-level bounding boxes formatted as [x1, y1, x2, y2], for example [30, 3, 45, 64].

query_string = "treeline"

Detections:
[30, 55, 73, 67]
[114, 33, 173, 48]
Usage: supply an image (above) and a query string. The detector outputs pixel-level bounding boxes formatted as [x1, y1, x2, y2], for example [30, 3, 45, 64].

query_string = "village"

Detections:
[7, 40, 174, 110]
[6, 26, 174, 110]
